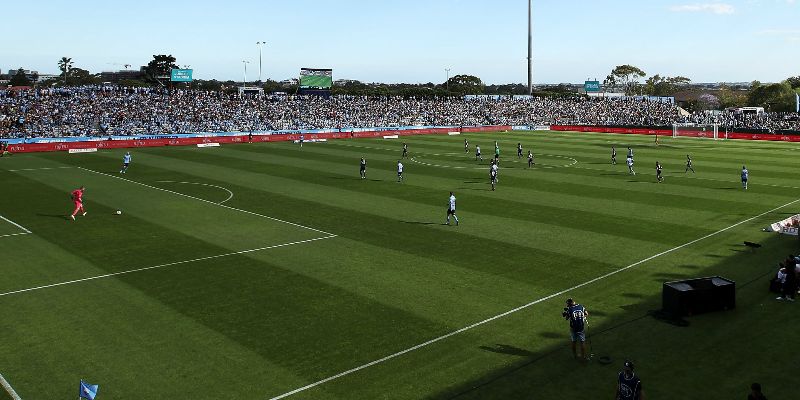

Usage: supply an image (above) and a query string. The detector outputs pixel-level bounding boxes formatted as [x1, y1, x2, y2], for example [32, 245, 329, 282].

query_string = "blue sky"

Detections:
[4, 0, 798, 84]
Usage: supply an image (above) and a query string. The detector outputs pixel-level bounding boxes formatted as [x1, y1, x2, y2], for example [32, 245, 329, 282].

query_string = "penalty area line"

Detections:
[0, 372, 22, 400]
[0, 215, 32, 239]
[77, 167, 335, 236]
[266, 196, 800, 400]
[0, 235, 337, 299]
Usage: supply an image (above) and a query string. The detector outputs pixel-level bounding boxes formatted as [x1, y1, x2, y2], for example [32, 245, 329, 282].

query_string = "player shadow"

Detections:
[479, 344, 536, 358]
[36, 213, 70, 220]
[538, 332, 562, 339]
[400, 221, 439, 226]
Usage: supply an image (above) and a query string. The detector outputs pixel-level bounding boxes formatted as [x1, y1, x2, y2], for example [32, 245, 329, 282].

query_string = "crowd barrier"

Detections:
[5, 126, 512, 154]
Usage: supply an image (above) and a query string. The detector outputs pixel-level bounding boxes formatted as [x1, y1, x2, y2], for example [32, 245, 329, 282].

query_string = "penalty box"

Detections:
[12, 166, 333, 255]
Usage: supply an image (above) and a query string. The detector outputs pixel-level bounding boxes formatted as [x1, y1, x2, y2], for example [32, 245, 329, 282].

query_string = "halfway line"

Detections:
[267, 196, 800, 400]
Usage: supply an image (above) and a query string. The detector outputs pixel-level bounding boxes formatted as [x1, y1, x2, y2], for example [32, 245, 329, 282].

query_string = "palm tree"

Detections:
[58, 57, 73, 85]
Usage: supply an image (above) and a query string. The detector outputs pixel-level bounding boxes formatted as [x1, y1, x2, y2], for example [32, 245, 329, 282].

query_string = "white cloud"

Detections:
[670, 3, 736, 14]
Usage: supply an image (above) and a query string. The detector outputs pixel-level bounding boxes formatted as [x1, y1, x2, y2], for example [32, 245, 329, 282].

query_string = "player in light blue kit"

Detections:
[120, 152, 132, 174]
[446, 192, 459, 226]
[741, 165, 749, 190]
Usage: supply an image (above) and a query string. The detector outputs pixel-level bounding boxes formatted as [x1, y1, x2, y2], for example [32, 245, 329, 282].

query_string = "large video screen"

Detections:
[299, 68, 333, 89]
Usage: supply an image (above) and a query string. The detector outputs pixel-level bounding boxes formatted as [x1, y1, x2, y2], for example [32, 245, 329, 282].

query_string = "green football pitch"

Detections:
[0, 131, 798, 399]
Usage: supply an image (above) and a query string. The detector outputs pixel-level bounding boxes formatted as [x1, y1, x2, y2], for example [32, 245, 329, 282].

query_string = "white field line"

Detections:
[0, 215, 32, 239]
[6, 166, 73, 172]
[0, 235, 337, 299]
[156, 181, 234, 204]
[568, 164, 800, 190]
[267, 196, 800, 400]
[77, 167, 335, 236]
[0, 372, 22, 400]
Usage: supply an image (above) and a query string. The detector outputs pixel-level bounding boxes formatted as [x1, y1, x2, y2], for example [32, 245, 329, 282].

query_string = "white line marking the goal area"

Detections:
[0, 371, 22, 400]
[0, 215, 32, 239]
[266, 196, 800, 400]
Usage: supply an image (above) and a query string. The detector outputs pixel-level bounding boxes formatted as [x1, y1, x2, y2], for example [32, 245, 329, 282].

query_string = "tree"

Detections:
[786, 76, 800, 90]
[67, 68, 100, 86]
[58, 56, 73, 85]
[445, 74, 485, 95]
[718, 84, 747, 109]
[644, 75, 691, 96]
[144, 54, 178, 86]
[609, 65, 646, 95]
[747, 81, 796, 112]
[9, 68, 31, 86]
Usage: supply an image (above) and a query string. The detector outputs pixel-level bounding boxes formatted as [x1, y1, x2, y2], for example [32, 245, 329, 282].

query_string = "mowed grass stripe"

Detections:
[178, 144, 720, 231]
[114, 149, 695, 255]
[171, 141, 773, 220]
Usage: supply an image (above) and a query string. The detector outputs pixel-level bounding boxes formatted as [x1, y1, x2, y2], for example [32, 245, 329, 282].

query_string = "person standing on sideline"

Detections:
[685, 155, 695, 173]
[615, 361, 645, 400]
[563, 298, 589, 360]
[397, 160, 404, 182]
[359, 157, 367, 180]
[69, 186, 87, 220]
[741, 165, 749, 190]
[120, 152, 132, 174]
[446, 192, 459, 226]
[747, 383, 767, 400]
[612, 146, 617, 165]
[656, 162, 663, 183]
[299, 133, 304, 148]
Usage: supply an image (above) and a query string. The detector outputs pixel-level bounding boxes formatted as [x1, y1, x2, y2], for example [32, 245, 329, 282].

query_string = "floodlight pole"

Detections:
[256, 41, 266, 83]
[242, 60, 249, 89]
[445, 68, 451, 91]
[527, 0, 533, 95]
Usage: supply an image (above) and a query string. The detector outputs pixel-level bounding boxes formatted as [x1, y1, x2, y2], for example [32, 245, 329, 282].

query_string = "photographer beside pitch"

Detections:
[562, 298, 589, 360]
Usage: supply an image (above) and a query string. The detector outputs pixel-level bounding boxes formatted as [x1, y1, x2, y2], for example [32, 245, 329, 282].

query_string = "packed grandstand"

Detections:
[1, 86, 798, 138]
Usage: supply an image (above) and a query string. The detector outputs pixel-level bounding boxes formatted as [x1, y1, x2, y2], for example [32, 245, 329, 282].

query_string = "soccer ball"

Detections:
[115, 210, 122, 215]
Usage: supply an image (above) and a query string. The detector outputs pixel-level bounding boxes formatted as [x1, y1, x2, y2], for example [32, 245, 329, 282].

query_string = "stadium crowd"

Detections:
[1, 86, 798, 138]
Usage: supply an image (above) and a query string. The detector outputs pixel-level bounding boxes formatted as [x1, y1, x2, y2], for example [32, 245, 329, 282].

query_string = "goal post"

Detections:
[672, 123, 723, 140]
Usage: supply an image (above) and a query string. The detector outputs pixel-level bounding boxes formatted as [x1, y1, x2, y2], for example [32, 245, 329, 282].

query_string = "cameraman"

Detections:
[563, 298, 589, 360]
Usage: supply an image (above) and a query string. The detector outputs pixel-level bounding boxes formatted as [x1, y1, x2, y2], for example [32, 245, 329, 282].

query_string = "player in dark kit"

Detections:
[517, 143, 523, 158]
[527, 150, 535, 168]
[464, 139, 469, 154]
[359, 157, 367, 179]
[563, 298, 589, 360]
[402, 143, 408, 159]
[685, 155, 695, 173]
[656, 162, 663, 183]
[615, 360, 644, 400]
[611, 146, 617, 165]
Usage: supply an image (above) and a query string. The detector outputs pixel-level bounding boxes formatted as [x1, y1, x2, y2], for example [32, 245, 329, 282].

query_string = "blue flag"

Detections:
[79, 380, 99, 400]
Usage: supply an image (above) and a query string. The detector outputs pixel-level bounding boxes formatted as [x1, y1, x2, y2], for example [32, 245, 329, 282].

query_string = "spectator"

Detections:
[748, 382, 767, 400]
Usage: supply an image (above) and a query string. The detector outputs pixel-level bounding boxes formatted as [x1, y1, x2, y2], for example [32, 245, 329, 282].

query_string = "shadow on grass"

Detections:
[429, 232, 797, 400]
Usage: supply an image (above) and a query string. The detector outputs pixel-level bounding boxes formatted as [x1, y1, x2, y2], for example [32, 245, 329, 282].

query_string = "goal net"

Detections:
[672, 123, 723, 140]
